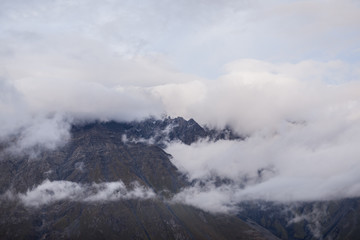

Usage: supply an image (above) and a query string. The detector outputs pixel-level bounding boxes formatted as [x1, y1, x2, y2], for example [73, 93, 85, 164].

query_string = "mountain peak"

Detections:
[72, 116, 243, 147]
[0, 116, 267, 240]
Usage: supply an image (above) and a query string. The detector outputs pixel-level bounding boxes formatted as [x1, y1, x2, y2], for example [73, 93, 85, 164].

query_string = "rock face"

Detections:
[2, 116, 359, 240]
[75, 116, 243, 146]
[0, 117, 265, 240]
[238, 199, 360, 240]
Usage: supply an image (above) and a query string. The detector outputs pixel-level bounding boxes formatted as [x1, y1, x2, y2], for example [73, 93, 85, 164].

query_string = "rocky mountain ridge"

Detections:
[1, 116, 360, 240]
[0, 116, 268, 240]
[72, 116, 243, 146]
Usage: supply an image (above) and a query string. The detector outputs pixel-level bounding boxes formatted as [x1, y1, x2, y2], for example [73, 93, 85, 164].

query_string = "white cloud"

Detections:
[168, 109, 360, 212]
[0, 78, 71, 155]
[10, 113, 71, 153]
[172, 182, 238, 214]
[155, 59, 360, 134]
[18, 179, 156, 207]
[84, 181, 155, 202]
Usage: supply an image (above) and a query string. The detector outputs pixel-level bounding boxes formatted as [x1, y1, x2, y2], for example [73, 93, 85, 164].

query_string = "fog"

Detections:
[1, 0, 360, 213]
[168, 112, 360, 212]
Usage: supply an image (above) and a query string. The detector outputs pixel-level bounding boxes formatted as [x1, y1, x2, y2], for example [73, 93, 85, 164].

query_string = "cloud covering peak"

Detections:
[0, 0, 360, 212]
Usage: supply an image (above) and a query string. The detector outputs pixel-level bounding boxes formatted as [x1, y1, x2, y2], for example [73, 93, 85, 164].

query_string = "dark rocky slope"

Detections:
[0, 117, 265, 240]
[2, 117, 359, 240]
[238, 199, 360, 240]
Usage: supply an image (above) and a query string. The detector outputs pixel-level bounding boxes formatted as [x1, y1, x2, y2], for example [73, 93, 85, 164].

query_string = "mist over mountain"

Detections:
[1, 117, 360, 239]
[1, 0, 360, 239]
[0, 117, 271, 240]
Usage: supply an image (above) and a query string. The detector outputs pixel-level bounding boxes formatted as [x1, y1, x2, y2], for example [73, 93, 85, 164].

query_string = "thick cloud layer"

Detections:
[154, 60, 360, 133]
[162, 60, 360, 213]
[168, 113, 360, 212]
[1, 0, 360, 135]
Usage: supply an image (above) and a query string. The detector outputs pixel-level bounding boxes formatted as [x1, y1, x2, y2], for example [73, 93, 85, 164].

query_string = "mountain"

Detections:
[237, 199, 360, 240]
[2, 116, 359, 240]
[0, 117, 268, 240]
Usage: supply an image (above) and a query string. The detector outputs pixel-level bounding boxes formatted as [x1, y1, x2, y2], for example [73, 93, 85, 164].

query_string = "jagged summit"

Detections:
[1, 116, 358, 240]
[72, 116, 243, 147]
[0, 116, 266, 240]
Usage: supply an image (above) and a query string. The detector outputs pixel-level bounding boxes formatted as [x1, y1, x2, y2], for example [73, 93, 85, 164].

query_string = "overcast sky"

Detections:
[1, 0, 359, 124]
[1, 0, 360, 210]
[1, 0, 360, 77]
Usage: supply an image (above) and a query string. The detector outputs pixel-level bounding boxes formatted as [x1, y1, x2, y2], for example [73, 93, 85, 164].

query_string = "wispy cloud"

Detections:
[17, 179, 155, 207]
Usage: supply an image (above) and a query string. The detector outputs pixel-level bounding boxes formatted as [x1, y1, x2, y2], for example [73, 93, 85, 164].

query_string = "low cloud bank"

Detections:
[2, 58, 360, 212]
[164, 60, 360, 212]
[0, 75, 163, 154]
[154, 60, 360, 134]
[168, 113, 360, 212]
[17, 179, 155, 207]
[3, 59, 360, 155]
